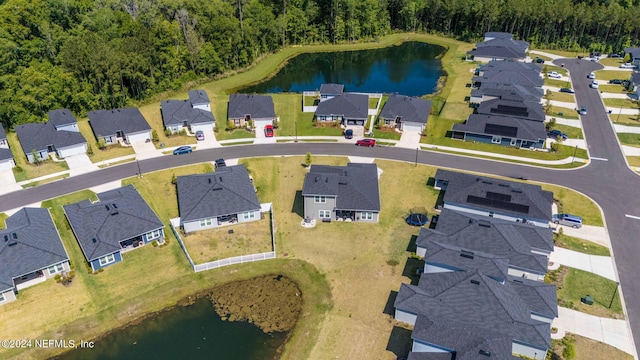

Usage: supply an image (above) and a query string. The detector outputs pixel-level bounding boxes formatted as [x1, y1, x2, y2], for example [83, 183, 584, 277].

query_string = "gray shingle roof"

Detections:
[407, 352, 454, 360]
[161, 100, 215, 127]
[632, 72, 640, 87]
[0, 208, 69, 292]
[479, 60, 541, 74]
[476, 98, 545, 122]
[624, 47, 640, 57]
[315, 93, 368, 120]
[453, 114, 547, 142]
[0, 148, 12, 161]
[47, 109, 77, 128]
[88, 108, 151, 138]
[15, 121, 86, 155]
[473, 71, 543, 88]
[319, 83, 344, 95]
[63, 185, 164, 262]
[509, 275, 558, 318]
[302, 163, 380, 211]
[470, 84, 544, 103]
[485, 32, 514, 40]
[423, 241, 510, 281]
[436, 170, 554, 221]
[228, 94, 276, 119]
[188, 90, 210, 106]
[177, 165, 260, 222]
[379, 94, 431, 125]
[467, 46, 525, 60]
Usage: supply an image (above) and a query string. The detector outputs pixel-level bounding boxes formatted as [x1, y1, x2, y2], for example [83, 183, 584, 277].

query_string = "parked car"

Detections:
[214, 158, 226, 168]
[609, 53, 621, 58]
[590, 81, 599, 89]
[195, 130, 205, 141]
[553, 213, 583, 228]
[588, 72, 596, 79]
[534, 57, 545, 64]
[355, 139, 376, 147]
[547, 71, 562, 79]
[344, 129, 353, 139]
[559, 87, 575, 94]
[620, 63, 636, 69]
[173, 146, 192, 155]
[547, 130, 568, 140]
[609, 79, 624, 85]
[579, 107, 587, 115]
[264, 124, 274, 137]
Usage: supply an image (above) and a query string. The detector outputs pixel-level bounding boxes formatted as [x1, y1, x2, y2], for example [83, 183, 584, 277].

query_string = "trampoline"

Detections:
[406, 213, 428, 226]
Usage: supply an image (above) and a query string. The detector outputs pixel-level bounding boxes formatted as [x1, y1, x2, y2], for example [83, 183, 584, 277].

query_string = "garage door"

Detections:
[191, 123, 214, 133]
[126, 130, 152, 143]
[253, 119, 273, 128]
[0, 159, 14, 171]
[58, 144, 87, 158]
[402, 123, 424, 133]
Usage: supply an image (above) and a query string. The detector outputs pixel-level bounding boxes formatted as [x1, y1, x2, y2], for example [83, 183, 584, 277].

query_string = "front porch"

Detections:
[14, 271, 46, 291]
[218, 214, 239, 226]
[119, 235, 144, 253]
[336, 210, 355, 222]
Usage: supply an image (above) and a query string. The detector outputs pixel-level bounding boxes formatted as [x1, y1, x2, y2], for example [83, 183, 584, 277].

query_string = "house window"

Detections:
[361, 212, 373, 220]
[98, 254, 116, 266]
[234, 119, 241, 126]
[200, 218, 213, 227]
[243, 211, 256, 220]
[147, 229, 161, 240]
[48, 263, 64, 275]
[319, 210, 331, 218]
[105, 137, 113, 144]
[314, 196, 326, 203]
[491, 136, 501, 144]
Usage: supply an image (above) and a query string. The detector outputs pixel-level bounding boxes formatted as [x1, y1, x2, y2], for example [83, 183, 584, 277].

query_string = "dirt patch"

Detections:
[209, 274, 302, 333]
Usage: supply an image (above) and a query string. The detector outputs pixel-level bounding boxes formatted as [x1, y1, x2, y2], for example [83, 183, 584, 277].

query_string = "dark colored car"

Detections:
[215, 158, 226, 168]
[534, 57, 545, 64]
[173, 146, 193, 155]
[610, 53, 621, 58]
[344, 129, 353, 139]
[264, 124, 274, 137]
[559, 87, 575, 94]
[548, 130, 568, 140]
[355, 139, 376, 147]
[609, 79, 624, 85]
[195, 130, 205, 141]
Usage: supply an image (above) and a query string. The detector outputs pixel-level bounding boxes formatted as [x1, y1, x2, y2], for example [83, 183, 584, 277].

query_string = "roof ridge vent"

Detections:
[460, 250, 474, 259]
[470, 279, 481, 285]
[479, 349, 491, 356]
[8, 241, 17, 247]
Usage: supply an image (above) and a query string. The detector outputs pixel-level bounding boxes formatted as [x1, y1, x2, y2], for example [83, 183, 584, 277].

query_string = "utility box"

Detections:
[581, 295, 594, 306]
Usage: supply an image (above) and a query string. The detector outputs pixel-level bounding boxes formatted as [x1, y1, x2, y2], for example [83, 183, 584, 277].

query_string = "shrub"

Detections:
[305, 152, 312, 167]
[86, 144, 94, 155]
[164, 128, 173, 137]
[97, 136, 107, 150]
[171, 173, 177, 185]
[562, 337, 576, 359]
[227, 120, 237, 131]
[272, 118, 280, 129]
[152, 240, 159, 247]
[54, 274, 62, 283]
[151, 129, 159, 142]
[178, 129, 187, 136]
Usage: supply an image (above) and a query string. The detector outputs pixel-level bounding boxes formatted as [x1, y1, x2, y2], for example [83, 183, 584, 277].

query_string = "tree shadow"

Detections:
[406, 234, 418, 252]
[383, 290, 398, 316]
[385, 326, 413, 358]
[291, 190, 304, 219]
[402, 257, 423, 285]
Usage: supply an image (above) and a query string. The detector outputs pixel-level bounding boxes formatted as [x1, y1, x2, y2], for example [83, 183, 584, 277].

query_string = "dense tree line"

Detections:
[1, 0, 640, 128]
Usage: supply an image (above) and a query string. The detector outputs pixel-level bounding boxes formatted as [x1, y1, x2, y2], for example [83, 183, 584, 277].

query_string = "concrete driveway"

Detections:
[0, 169, 21, 195]
[66, 154, 98, 176]
[556, 224, 610, 247]
[195, 129, 221, 149]
[131, 141, 160, 160]
[549, 246, 617, 281]
[395, 131, 422, 149]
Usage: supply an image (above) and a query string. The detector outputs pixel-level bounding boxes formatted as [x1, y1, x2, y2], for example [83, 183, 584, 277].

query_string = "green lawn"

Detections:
[545, 78, 573, 89]
[599, 84, 630, 94]
[77, 120, 136, 162]
[369, 128, 402, 140]
[603, 98, 639, 109]
[545, 65, 568, 76]
[272, 94, 343, 136]
[610, 113, 640, 125]
[599, 57, 624, 67]
[6, 132, 70, 182]
[595, 70, 633, 81]
[532, 54, 553, 61]
[535, 49, 589, 58]
[546, 91, 575, 103]
[553, 124, 584, 139]
[547, 105, 579, 119]
[548, 266, 623, 318]
[540, 184, 603, 226]
[554, 233, 610, 256]
[368, 96, 379, 109]
[617, 133, 640, 146]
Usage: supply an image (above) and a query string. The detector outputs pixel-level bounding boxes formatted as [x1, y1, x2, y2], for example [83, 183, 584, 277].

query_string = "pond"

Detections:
[239, 42, 446, 96]
[57, 297, 287, 360]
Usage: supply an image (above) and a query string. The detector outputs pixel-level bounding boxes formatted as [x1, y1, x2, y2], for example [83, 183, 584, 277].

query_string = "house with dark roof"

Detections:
[624, 47, 640, 66]
[161, 90, 215, 134]
[228, 94, 276, 129]
[314, 93, 369, 126]
[63, 185, 164, 271]
[378, 94, 431, 132]
[476, 60, 541, 76]
[421, 241, 510, 283]
[452, 114, 546, 149]
[88, 108, 152, 145]
[176, 165, 261, 233]
[631, 72, 640, 98]
[0, 126, 15, 171]
[301, 163, 380, 222]
[434, 169, 554, 227]
[0, 208, 69, 306]
[15, 109, 87, 163]
[469, 83, 543, 104]
[472, 71, 544, 89]
[394, 270, 553, 359]
[476, 98, 545, 122]
[319, 83, 345, 102]
[466, 33, 529, 62]
[416, 209, 553, 280]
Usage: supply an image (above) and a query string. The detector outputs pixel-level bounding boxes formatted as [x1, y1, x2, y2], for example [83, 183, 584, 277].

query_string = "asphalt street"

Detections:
[1, 59, 640, 353]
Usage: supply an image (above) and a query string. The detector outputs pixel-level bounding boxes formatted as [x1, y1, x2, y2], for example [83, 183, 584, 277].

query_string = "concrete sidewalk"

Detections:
[549, 246, 617, 281]
[420, 143, 585, 165]
[529, 50, 564, 60]
[614, 124, 640, 134]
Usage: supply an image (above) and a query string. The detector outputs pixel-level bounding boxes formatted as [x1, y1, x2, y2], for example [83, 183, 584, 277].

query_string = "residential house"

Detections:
[228, 94, 276, 129]
[476, 98, 545, 122]
[314, 93, 369, 126]
[394, 270, 554, 359]
[0, 208, 70, 306]
[88, 108, 152, 145]
[422, 241, 510, 283]
[319, 83, 345, 102]
[161, 90, 215, 134]
[15, 109, 87, 163]
[64, 185, 165, 271]
[177, 165, 261, 233]
[451, 113, 546, 149]
[466, 33, 529, 62]
[469, 83, 544, 105]
[631, 72, 640, 99]
[301, 163, 380, 222]
[378, 94, 431, 132]
[624, 47, 640, 66]
[476, 60, 541, 76]
[472, 70, 544, 89]
[416, 209, 553, 280]
[0, 126, 14, 171]
[434, 169, 554, 227]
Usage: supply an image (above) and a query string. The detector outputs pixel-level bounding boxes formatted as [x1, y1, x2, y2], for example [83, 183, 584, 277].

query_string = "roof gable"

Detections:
[161, 100, 215, 127]
[315, 93, 369, 119]
[15, 121, 86, 155]
[228, 94, 276, 119]
[302, 163, 380, 211]
[380, 94, 432, 124]
[453, 114, 547, 142]
[188, 89, 210, 105]
[88, 108, 151, 137]
[319, 83, 344, 95]
[47, 109, 77, 128]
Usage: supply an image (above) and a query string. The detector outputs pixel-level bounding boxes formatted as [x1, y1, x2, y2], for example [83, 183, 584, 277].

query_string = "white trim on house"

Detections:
[47, 263, 64, 276]
[319, 210, 331, 218]
[314, 195, 327, 203]
[200, 218, 213, 227]
[242, 211, 256, 220]
[146, 229, 161, 240]
[99, 253, 116, 266]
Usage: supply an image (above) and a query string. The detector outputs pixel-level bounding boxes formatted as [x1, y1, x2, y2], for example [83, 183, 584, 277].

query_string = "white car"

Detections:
[547, 71, 562, 79]
[590, 81, 599, 89]
[588, 72, 596, 79]
[620, 63, 636, 69]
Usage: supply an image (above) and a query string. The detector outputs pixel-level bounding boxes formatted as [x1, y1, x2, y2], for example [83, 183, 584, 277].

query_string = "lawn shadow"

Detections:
[291, 190, 304, 219]
[385, 326, 413, 358]
[402, 257, 423, 285]
[383, 290, 398, 316]
[406, 234, 417, 252]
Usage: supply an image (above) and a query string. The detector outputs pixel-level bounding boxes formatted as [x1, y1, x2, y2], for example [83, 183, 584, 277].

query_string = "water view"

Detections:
[57, 298, 287, 360]
[239, 42, 445, 96]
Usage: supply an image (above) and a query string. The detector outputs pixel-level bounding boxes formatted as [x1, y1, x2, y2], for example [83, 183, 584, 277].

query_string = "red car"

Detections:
[264, 125, 274, 137]
[356, 139, 376, 147]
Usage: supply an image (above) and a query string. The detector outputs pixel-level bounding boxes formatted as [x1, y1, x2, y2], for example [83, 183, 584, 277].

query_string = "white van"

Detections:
[553, 213, 583, 228]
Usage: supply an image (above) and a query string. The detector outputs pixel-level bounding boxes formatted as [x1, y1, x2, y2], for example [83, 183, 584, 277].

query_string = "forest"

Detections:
[1, 0, 640, 128]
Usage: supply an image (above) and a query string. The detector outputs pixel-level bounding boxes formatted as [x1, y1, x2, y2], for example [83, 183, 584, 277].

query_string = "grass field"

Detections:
[610, 113, 640, 125]
[617, 133, 640, 147]
[6, 133, 70, 182]
[550, 333, 634, 360]
[627, 156, 640, 167]
[547, 90, 575, 103]
[539, 184, 603, 226]
[599, 84, 630, 94]
[595, 70, 633, 81]
[554, 233, 610, 256]
[547, 105, 579, 119]
[603, 98, 639, 109]
[535, 49, 589, 58]
[272, 94, 343, 136]
[553, 124, 584, 139]
[545, 78, 572, 89]
[545, 66, 569, 76]
[77, 121, 136, 162]
[599, 57, 625, 67]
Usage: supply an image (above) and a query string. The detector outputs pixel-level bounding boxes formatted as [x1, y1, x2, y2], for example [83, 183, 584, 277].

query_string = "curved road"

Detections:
[2, 60, 640, 354]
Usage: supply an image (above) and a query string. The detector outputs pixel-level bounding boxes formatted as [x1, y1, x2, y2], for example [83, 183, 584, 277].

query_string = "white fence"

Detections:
[170, 202, 276, 273]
